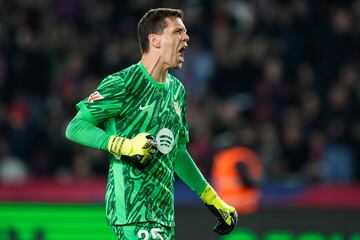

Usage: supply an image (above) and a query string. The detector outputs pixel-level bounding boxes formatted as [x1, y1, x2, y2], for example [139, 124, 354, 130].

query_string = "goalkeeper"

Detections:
[65, 8, 237, 240]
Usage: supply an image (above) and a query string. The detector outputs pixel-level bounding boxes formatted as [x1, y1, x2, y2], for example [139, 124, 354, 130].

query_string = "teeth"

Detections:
[179, 46, 187, 52]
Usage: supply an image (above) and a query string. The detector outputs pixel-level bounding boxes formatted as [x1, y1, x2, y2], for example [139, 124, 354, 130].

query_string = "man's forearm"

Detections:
[65, 111, 110, 151]
[174, 145, 208, 196]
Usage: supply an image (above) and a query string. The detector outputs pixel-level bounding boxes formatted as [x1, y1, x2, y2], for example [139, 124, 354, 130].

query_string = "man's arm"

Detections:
[65, 109, 156, 166]
[174, 144, 208, 195]
[174, 144, 238, 235]
[65, 110, 110, 151]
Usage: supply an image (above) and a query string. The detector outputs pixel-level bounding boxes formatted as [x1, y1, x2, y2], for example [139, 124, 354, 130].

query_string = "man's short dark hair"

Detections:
[137, 8, 183, 54]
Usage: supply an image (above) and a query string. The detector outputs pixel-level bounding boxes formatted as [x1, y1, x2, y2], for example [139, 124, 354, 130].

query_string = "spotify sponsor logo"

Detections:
[156, 128, 174, 154]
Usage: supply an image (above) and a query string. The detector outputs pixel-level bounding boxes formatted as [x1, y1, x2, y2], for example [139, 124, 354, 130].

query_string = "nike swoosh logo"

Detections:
[139, 105, 151, 110]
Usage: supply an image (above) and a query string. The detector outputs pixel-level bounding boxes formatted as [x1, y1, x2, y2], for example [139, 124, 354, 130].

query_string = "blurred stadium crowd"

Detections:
[0, 0, 359, 185]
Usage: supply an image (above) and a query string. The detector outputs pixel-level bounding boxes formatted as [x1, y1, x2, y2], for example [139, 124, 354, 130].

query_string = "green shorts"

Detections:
[111, 222, 175, 240]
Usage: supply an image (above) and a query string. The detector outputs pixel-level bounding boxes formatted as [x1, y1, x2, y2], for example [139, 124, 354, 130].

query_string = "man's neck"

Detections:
[140, 54, 168, 83]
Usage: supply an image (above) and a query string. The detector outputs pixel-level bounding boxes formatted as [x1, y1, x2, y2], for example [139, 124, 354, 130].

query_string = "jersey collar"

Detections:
[137, 62, 169, 88]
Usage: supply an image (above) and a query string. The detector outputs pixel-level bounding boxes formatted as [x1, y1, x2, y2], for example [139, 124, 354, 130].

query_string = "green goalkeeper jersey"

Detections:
[76, 62, 189, 227]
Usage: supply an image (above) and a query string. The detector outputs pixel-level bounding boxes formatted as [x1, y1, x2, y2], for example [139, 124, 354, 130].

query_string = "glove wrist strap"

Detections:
[108, 136, 127, 157]
[200, 184, 218, 204]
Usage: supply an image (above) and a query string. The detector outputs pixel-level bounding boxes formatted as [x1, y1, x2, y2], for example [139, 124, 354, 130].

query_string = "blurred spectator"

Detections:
[322, 83, 356, 182]
[304, 130, 325, 182]
[212, 146, 263, 214]
[255, 58, 289, 123]
[0, 138, 29, 184]
[279, 109, 309, 181]
[256, 123, 281, 181]
[6, 96, 33, 159]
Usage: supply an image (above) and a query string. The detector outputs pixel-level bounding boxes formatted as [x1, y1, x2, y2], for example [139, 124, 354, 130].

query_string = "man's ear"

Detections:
[149, 34, 161, 49]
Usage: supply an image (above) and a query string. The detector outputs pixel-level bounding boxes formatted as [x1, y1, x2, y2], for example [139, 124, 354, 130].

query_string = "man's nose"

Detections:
[183, 33, 190, 41]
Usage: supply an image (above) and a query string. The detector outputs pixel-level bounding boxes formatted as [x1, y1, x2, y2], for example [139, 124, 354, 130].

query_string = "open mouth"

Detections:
[178, 45, 188, 62]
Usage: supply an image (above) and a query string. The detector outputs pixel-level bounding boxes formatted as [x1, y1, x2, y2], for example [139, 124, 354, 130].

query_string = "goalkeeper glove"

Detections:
[200, 185, 238, 235]
[108, 133, 157, 166]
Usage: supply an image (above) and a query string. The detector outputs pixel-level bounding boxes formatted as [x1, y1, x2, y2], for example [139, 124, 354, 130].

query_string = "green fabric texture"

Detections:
[174, 144, 208, 196]
[65, 110, 110, 151]
[66, 63, 190, 227]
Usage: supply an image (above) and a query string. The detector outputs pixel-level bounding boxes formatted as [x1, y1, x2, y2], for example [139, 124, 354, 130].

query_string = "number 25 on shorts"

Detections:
[137, 228, 164, 240]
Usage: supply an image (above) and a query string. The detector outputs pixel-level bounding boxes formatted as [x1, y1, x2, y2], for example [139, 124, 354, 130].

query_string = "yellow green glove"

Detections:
[108, 133, 157, 166]
[200, 185, 238, 235]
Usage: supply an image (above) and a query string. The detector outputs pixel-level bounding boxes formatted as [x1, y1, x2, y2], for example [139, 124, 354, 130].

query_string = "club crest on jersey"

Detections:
[173, 101, 181, 116]
[87, 91, 103, 103]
